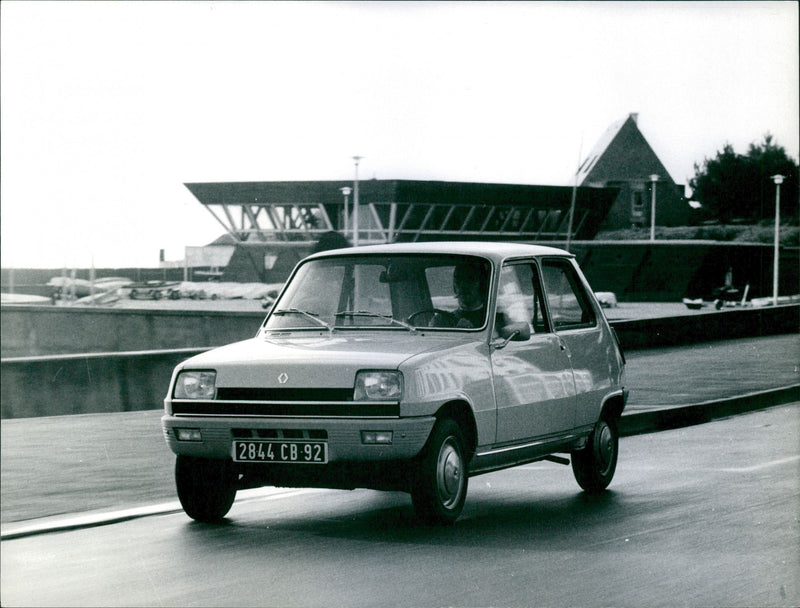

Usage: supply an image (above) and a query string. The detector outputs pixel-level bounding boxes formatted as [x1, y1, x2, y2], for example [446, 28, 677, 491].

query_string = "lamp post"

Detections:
[339, 187, 352, 239]
[649, 174, 659, 241]
[771, 174, 785, 306]
[352, 156, 363, 247]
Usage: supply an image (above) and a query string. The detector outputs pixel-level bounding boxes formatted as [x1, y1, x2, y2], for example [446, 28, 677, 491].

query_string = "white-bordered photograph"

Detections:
[2, 2, 798, 607]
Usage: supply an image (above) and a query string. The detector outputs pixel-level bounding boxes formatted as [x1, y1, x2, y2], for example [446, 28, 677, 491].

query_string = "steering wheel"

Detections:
[407, 309, 459, 328]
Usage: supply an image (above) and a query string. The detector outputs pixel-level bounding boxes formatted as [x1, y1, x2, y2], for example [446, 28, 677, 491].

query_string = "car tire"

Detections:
[175, 455, 237, 522]
[411, 418, 468, 525]
[571, 414, 619, 494]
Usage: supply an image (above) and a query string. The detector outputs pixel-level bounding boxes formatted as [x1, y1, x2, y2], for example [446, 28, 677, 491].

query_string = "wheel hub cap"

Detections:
[437, 439, 463, 508]
[596, 423, 614, 473]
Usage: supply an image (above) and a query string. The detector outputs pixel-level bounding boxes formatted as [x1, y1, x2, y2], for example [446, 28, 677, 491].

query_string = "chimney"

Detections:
[630, 112, 639, 124]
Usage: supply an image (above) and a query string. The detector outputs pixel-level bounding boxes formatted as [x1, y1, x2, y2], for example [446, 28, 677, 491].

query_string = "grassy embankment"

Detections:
[596, 223, 799, 246]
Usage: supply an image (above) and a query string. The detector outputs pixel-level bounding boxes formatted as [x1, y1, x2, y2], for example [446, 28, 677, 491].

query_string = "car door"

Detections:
[491, 260, 577, 445]
[539, 257, 609, 429]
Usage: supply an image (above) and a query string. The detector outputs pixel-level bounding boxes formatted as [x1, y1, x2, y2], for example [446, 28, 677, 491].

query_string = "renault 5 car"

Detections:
[162, 242, 626, 525]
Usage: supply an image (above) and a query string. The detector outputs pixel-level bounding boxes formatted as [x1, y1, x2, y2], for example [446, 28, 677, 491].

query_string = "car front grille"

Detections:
[171, 401, 400, 417]
[216, 388, 353, 401]
[232, 428, 328, 439]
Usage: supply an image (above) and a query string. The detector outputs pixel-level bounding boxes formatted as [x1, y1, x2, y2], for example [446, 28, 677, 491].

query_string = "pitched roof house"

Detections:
[577, 113, 691, 230]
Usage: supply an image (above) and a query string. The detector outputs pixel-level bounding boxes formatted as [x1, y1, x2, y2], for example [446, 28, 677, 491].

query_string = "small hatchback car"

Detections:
[162, 242, 626, 525]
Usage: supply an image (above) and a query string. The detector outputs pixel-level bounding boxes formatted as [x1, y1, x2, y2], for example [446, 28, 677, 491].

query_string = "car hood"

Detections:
[176, 331, 473, 390]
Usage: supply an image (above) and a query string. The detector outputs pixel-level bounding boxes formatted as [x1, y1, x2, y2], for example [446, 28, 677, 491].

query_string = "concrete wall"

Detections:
[1, 349, 207, 419]
[571, 242, 799, 302]
[1, 306, 265, 358]
[2, 305, 797, 419]
[4, 242, 798, 304]
[612, 303, 799, 349]
[4, 241, 798, 357]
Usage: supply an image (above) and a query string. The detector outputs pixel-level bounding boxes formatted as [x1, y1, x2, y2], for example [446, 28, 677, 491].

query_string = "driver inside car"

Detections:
[452, 262, 488, 328]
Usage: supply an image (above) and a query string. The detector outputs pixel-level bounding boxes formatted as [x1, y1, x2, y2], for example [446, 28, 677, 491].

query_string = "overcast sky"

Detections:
[1, 1, 797, 269]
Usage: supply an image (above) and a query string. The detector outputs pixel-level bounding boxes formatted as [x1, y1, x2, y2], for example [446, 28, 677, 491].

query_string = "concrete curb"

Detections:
[618, 384, 800, 436]
[0, 488, 317, 541]
[0, 503, 185, 541]
[3, 387, 798, 541]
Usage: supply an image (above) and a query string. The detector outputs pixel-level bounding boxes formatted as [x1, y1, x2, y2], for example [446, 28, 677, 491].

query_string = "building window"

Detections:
[630, 187, 645, 227]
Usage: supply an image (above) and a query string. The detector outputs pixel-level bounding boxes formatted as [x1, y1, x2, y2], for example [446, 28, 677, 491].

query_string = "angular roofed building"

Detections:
[577, 113, 691, 230]
[180, 115, 696, 284]
[184, 179, 619, 282]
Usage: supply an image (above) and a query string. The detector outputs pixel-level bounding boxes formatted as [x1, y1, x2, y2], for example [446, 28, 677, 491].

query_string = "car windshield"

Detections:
[262, 254, 492, 332]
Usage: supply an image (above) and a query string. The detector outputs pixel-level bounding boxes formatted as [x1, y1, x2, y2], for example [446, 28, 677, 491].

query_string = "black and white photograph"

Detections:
[1, 1, 798, 606]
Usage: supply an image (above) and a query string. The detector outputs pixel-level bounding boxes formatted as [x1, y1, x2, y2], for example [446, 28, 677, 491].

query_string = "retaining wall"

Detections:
[611, 303, 799, 349]
[1, 305, 796, 419]
[1, 306, 265, 358]
[0, 349, 206, 419]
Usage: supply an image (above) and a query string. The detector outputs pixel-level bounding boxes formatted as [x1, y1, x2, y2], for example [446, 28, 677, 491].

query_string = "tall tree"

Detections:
[690, 134, 798, 223]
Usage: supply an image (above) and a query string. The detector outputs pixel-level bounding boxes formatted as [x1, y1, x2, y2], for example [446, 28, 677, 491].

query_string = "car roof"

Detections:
[306, 241, 572, 264]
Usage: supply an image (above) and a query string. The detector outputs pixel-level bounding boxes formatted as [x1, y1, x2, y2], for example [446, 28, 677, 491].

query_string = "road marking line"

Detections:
[720, 454, 800, 473]
[0, 487, 322, 540]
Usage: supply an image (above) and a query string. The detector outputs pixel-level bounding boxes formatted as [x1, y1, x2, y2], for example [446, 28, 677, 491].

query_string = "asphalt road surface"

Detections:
[2, 334, 796, 526]
[2, 404, 797, 608]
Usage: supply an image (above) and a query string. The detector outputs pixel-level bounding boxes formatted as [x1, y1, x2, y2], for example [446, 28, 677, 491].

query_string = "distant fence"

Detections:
[1, 305, 797, 419]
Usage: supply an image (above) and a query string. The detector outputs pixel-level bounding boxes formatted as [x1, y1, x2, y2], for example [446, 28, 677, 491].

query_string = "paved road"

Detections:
[2, 404, 797, 608]
[624, 334, 799, 407]
[1, 334, 797, 528]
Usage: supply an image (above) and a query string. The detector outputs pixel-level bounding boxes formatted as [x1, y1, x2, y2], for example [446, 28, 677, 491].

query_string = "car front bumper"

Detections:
[161, 414, 437, 462]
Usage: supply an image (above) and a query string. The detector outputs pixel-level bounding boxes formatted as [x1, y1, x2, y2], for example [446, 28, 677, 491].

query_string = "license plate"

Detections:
[233, 440, 327, 464]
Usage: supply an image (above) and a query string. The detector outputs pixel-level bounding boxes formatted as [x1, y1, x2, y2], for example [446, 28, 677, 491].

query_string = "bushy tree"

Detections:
[689, 134, 798, 223]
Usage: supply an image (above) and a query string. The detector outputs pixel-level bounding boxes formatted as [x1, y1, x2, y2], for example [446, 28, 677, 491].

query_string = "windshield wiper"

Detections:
[335, 310, 417, 333]
[271, 308, 333, 332]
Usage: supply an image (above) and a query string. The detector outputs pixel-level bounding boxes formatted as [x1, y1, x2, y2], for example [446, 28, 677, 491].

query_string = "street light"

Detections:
[339, 187, 352, 238]
[649, 174, 659, 241]
[352, 156, 363, 247]
[771, 174, 785, 306]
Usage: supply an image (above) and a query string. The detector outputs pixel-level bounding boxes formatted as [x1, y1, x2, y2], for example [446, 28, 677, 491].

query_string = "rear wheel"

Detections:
[571, 415, 619, 493]
[175, 455, 237, 522]
[411, 419, 468, 525]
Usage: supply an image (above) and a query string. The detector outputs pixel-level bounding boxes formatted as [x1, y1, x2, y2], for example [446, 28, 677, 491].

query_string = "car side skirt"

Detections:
[469, 427, 593, 476]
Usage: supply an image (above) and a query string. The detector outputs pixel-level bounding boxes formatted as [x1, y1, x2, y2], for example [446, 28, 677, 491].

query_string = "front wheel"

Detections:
[175, 455, 237, 522]
[411, 419, 468, 525]
[571, 415, 619, 494]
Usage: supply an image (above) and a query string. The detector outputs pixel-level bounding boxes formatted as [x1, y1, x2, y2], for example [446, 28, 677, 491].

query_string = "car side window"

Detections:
[540, 259, 596, 330]
[496, 263, 549, 335]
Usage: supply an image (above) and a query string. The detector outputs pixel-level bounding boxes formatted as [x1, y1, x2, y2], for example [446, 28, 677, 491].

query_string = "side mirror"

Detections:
[493, 322, 531, 349]
[501, 322, 531, 341]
